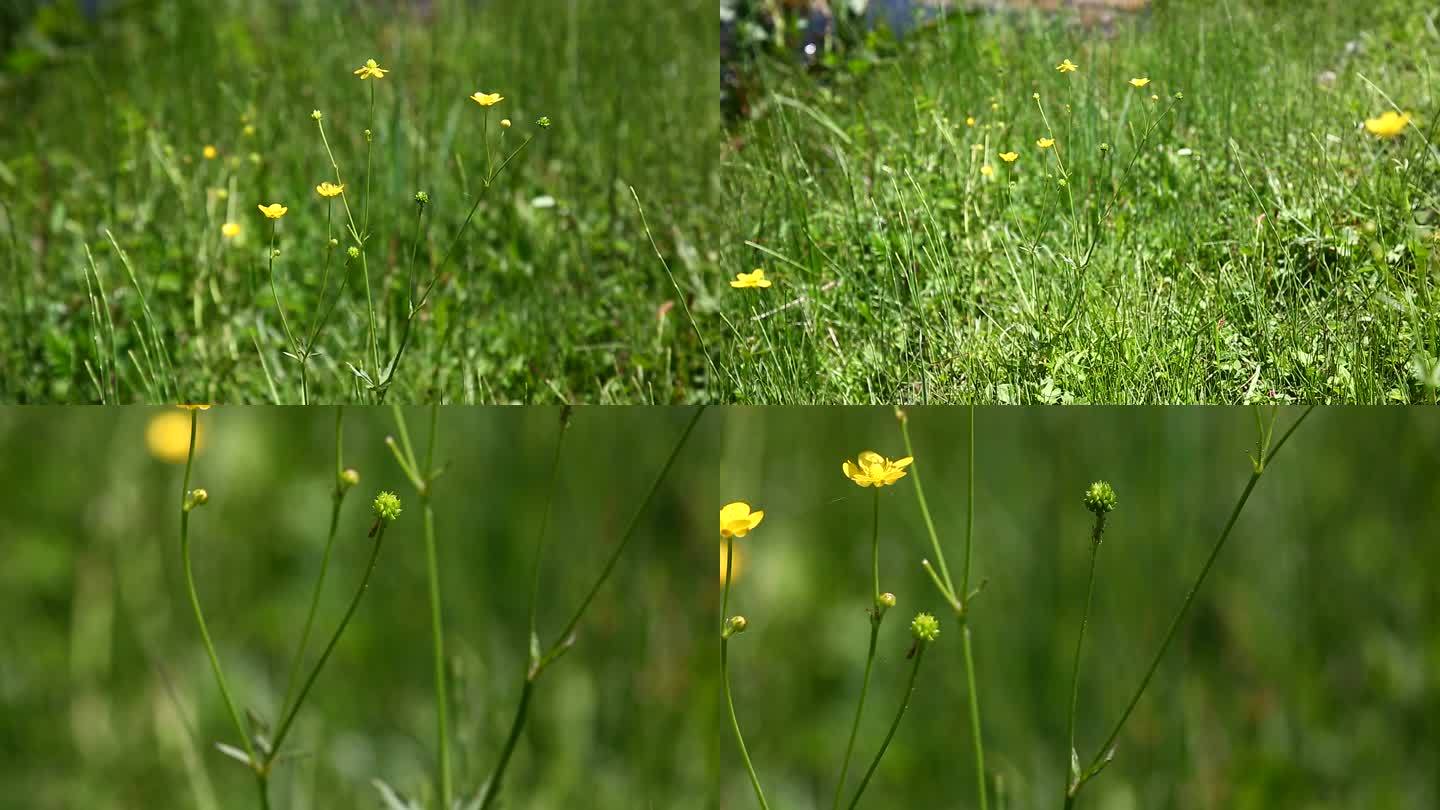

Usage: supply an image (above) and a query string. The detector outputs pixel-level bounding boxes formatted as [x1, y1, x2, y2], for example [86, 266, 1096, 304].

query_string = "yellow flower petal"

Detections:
[1129, 77, 1150, 88]
[999, 151, 1019, 163]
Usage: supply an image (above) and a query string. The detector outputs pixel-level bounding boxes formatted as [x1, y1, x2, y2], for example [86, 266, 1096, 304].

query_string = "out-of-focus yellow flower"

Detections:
[965, 116, 976, 127]
[202, 145, 218, 160]
[1037, 137, 1055, 148]
[1364, 110, 1412, 138]
[147, 411, 202, 463]
[354, 58, 388, 80]
[258, 203, 288, 219]
[842, 451, 914, 487]
[469, 91, 504, 107]
[221, 223, 241, 239]
[721, 541, 746, 584]
[315, 182, 345, 198]
[1056, 59, 1078, 73]
[1129, 77, 1151, 88]
[721, 502, 765, 538]
[981, 164, 994, 177]
[730, 269, 772, 289]
[999, 151, 1019, 163]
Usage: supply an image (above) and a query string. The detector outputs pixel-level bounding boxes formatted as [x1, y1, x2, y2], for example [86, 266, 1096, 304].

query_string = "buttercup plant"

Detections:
[175, 405, 396, 808]
[382, 406, 706, 809]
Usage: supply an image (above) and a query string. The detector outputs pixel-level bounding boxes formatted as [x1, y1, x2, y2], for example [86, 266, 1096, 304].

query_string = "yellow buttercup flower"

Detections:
[1056, 58, 1078, 73]
[1129, 77, 1151, 88]
[315, 181, 345, 198]
[147, 411, 202, 463]
[1364, 110, 1412, 138]
[1037, 137, 1055, 148]
[221, 222, 241, 239]
[470, 91, 504, 107]
[999, 151, 1019, 163]
[730, 268, 772, 289]
[354, 58, 388, 80]
[842, 451, 914, 488]
[258, 203, 288, 219]
[965, 116, 976, 127]
[721, 502, 765, 538]
[980, 164, 994, 177]
[202, 145, 218, 160]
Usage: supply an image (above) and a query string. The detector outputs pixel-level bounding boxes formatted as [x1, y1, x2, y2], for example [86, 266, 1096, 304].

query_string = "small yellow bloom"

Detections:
[981, 164, 994, 177]
[243, 124, 256, 137]
[221, 222, 241, 239]
[721, 502, 765, 538]
[842, 451, 914, 488]
[1037, 137, 1055, 148]
[730, 268, 772, 289]
[965, 116, 976, 127]
[999, 151, 1019, 163]
[315, 181, 345, 198]
[202, 145, 218, 160]
[1056, 58, 1078, 73]
[353, 58, 388, 80]
[470, 91, 504, 107]
[147, 411, 202, 463]
[258, 203, 288, 219]
[1129, 77, 1151, 88]
[1364, 110, 1412, 138]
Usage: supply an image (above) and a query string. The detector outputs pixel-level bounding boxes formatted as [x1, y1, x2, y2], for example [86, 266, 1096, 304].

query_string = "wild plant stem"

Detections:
[898, 414, 955, 597]
[179, 410, 258, 771]
[267, 521, 389, 762]
[1070, 406, 1314, 803]
[421, 405, 453, 810]
[527, 408, 571, 650]
[961, 625, 986, 810]
[834, 489, 884, 809]
[1063, 539, 1100, 799]
[722, 537, 770, 810]
[278, 489, 344, 718]
[478, 679, 533, 810]
[846, 644, 927, 810]
[547, 406, 706, 650]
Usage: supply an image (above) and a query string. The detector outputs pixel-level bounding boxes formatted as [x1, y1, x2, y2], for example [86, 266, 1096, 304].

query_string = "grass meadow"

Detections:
[0, 406, 716, 809]
[718, 406, 1439, 809]
[718, 0, 1440, 403]
[0, 0, 715, 404]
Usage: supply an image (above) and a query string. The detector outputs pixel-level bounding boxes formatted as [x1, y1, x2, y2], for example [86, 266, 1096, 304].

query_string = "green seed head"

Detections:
[414, 190, 429, 205]
[536, 116, 552, 129]
[1083, 481, 1118, 515]
[311, 109, 323, 121]
[910, 612, 940, 643]
[347, 246, 360, 260]
[372, 491, 403, 522]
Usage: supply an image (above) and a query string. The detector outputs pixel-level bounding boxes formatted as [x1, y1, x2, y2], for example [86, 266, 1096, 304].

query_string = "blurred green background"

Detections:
[0, 406, 717, 808]
[0, 0, 716, 403]
[718, 407, 1439, 809]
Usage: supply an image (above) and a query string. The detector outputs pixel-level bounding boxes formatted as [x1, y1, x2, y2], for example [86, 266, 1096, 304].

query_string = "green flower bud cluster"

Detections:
[910, 612, 940, 643]
[373, 491, 403, 522]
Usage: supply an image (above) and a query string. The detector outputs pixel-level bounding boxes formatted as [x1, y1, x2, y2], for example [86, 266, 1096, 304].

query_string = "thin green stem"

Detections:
[722, 634, 769, 808]
[833, 618, 881, 810]
[179, 410, 258, 770]
[961, 625, 987, 810]
[846, 644, 928, 810]
[278, 494, 344, 718]
[1063, 539, 1100, 799]
[898, 414, 954, 596]
[267, 521, 390, 762]
[546, 406, 706, 653]
[870, 489, 881, 603]
[477, 679, 533, 810]
[421, 405, 453, 810]
[527, 409, 571, 651]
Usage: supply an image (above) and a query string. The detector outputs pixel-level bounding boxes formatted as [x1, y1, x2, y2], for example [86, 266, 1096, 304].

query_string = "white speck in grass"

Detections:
[804, 43, 817, 57]
[530, 195, 556, 209]
[1176, 147, 1193, 157]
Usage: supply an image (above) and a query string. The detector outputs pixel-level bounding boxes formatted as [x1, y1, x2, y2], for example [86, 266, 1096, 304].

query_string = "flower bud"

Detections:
[373, 491, 403, 522]
[271, 248, 281, 258]
[414, 190, 429, 205]
[183, 488, 208, 512]
[311, 109, 323, 121]
[347, 246, 360, 260]
[339, 468, 360, 492]
[910, 612, 940, 643]
[723, 615, 748, 639]
[328, 237, 339, 248]
[535, 116, 552, 128]
[500, 118, 512, 128]
[879, 592, 897, 609]
[1083, 481, 1117, 515]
